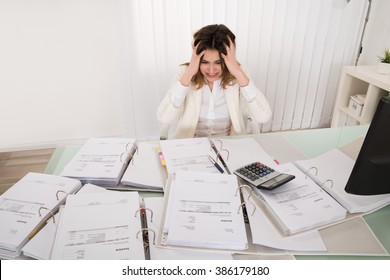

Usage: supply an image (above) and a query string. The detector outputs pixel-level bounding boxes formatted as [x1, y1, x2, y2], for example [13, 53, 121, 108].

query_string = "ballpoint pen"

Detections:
[208, 156, 224, 174]
[209, 140, 231, 174]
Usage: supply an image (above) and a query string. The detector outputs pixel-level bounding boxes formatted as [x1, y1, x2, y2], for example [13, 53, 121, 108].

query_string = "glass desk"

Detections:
[44, 125, 390, 260]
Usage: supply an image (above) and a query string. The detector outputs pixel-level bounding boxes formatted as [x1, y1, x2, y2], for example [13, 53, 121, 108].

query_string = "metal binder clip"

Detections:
[38, 206, 55, 223]
[134, 208, 153, 223]
[136, 228, 156, 245]
[55, 190, 68, 201]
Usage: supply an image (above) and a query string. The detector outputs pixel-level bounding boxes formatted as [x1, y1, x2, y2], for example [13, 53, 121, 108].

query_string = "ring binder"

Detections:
[55, 190, 68, 201]
[38, 207, 56, 223]
[134, 207, 154, 222]
[136, 228, 156, 245]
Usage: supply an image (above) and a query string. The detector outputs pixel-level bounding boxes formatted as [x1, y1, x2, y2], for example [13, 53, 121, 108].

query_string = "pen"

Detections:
[208, 155, 224, 174]
[210, 140, 231, 174]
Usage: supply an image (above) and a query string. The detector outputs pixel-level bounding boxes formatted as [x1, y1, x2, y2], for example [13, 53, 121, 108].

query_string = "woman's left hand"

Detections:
[221, 36, 249, 87]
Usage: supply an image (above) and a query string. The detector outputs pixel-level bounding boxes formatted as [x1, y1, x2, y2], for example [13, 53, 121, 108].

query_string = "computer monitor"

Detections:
[345, 95, 390, 195]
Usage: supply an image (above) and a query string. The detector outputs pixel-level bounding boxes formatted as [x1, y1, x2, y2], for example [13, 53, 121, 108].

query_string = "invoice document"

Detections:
[51, 192, 144, 260]
[161, 171, 247, 250]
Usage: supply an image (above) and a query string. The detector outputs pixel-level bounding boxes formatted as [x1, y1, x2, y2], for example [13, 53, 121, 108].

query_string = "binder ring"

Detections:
[131, 155, 135, 165]
[235, 185, 246, 196]
[237, 200, 256, 216]
[305, 166, 318, 179]
[136, 228, 156, 245]
[125, 142, 132, 151]
[216, 148, 230, 162]
[120, 152, 128, 162]
[56, 190, 68, 201]
[320, 179, 333, 191]
[38, 207, 55, 223]
[134, 208, 153, 222]
[235, 185, 252, 199]
[237, 201, 247, 214]
[213, 139, 223, 150]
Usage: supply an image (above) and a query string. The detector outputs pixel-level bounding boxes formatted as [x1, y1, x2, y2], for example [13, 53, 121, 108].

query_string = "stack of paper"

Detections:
[21, 184, 109, 260]
[60, 137, 136, 186]
[0, 172, 82, 259]
[161, 171, 248, 250]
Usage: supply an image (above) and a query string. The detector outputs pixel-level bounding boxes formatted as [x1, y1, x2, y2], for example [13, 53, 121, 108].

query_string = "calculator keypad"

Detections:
[234, 162, 280, 187]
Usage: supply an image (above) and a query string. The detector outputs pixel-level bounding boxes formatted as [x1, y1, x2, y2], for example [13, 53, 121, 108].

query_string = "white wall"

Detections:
[0, 0, 133, 151]
[358, 0, 390, 65]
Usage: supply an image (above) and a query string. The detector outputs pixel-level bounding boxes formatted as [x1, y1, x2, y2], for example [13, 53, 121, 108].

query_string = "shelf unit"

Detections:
[331, 65, 390, 127]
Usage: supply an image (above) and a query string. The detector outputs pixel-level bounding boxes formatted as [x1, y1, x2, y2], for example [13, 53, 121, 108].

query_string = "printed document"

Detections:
[254, 163, 347, 234]
[51, 192, 144, 260]
[162, 171, 247, 250]
[160, 138, 218, 174]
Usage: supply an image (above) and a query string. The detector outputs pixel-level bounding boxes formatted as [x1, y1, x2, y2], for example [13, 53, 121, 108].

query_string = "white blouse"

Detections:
[169, 79, 257, 137]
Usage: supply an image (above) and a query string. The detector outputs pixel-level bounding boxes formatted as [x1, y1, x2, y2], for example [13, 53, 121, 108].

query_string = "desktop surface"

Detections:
[44, 125, 389, 260]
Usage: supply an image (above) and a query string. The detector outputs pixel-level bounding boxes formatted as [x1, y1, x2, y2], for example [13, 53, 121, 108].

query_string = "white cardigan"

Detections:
[157, 65, 272, 139]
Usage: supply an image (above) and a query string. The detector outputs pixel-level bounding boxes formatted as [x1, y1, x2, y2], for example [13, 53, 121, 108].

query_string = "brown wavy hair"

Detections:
[183, 24, 238, 89]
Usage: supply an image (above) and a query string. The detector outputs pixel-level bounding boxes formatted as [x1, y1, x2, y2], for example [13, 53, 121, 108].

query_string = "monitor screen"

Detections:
[345, 95, 390, 195]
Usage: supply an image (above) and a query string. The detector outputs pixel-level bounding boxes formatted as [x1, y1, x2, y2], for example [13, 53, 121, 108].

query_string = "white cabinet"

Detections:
[331, 65, 390, 127]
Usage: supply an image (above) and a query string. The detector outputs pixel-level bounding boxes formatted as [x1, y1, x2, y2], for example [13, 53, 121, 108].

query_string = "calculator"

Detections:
[234, 161, 295, 190]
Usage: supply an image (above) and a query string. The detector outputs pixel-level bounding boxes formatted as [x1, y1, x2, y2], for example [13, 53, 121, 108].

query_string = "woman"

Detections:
[157, 24, 272, 139]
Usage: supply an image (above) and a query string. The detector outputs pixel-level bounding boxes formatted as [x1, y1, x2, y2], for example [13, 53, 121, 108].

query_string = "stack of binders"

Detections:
[0, 172, 82, 259]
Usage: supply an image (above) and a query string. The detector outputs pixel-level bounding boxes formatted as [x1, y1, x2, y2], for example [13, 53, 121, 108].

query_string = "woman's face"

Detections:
[199, 49, 223, 85]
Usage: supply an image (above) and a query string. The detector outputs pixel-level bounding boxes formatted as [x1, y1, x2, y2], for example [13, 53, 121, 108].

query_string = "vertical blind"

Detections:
[121, 0, 368, 139]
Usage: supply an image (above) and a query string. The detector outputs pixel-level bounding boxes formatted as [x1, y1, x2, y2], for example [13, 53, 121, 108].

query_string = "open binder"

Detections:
[245, 162, 348, 235]
[120, 143, 167, 191]
[21, 184, 109, 260]
[60, 137, 137, 186]
[49, 186, 236, 260]
[51, 191, 145, 259]
[159, 137, 278, 176]
[158, 171, 248, 251]
[294, 148, 390, 213]
[0, 172, 82, 259]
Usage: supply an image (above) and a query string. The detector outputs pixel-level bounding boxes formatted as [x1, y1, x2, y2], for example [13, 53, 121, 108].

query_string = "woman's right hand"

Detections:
[179, 43, 206, 86]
